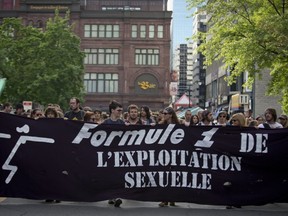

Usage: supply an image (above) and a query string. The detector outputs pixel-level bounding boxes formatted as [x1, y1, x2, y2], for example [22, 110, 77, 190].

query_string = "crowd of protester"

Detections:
[0, 98, 287, 207]
[1, 99, 287, 129]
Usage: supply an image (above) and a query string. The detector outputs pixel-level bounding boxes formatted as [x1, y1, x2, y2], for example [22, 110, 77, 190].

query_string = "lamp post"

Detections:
[198, 81, 202, 107]
[187, 81, 192, 108]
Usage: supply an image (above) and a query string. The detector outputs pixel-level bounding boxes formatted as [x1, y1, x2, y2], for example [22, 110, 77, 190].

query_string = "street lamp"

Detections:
[187, 81, 193, 108]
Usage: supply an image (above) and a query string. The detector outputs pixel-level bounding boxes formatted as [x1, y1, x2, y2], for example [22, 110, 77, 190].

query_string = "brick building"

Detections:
[0, 0, 172, 111]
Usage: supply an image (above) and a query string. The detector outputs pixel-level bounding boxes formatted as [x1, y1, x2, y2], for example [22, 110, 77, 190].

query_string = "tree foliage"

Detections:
[187, 0, 288, 113]
[0, 10, 85, 110]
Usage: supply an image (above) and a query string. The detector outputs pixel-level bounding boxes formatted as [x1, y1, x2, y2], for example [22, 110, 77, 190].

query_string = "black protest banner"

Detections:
[0, 112, 288, 205]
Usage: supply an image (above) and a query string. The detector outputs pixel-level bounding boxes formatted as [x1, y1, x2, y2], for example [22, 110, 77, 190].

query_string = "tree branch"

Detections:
[267, 0, 282, 16]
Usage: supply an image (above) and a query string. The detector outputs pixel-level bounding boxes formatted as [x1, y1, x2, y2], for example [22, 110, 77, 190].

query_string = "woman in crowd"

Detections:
[278, 114, 288, 128]
[93, 109, 104, 124]
[44, 107, 58, 118]
[140, 105, 155, 125]
[84, 111, 95, 122]
[255, 115, 265, 126]
[229, 113, 247, 127]
[158, 107, 178, 207]
[189, 114, 199, 126]
[155, 109, 164, 124]
[30, 108, 44, 119]
[158, 107, 179, 125]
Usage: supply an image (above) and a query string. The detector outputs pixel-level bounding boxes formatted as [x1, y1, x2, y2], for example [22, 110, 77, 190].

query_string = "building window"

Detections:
[131, 25, 137, 38]
[140, 25, 146, 38]
[28, 20, 34, 26]
[36, 20, 43, 28]
[135, 49, 159, 65]
[84, 48, 119, 65]
[84, 24, 119, 38]
[157, 25, 164, 38]
[149, 25, 155, 38]
[84, 73, 119, 93]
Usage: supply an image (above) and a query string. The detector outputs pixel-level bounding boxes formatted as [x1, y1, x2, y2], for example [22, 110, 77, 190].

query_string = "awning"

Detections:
[177, 107, 204, 119]
[174, 93, 193, 108]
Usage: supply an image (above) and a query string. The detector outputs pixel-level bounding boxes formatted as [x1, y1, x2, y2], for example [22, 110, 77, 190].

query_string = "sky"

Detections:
[169, 0, 194, 50]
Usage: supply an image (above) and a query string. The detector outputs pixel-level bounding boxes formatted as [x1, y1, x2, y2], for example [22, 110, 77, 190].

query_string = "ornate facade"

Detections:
[0, 0, 172, 111]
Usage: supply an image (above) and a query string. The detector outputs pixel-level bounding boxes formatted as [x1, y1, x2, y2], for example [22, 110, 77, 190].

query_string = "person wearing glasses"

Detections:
[216, 111, 228, 126]
[229, 113, 247, 127]
[158, 107, 179, 125]
[158, 107, 179, 207]
[30, 108, 44, 119]
[278, 114, 288, 128]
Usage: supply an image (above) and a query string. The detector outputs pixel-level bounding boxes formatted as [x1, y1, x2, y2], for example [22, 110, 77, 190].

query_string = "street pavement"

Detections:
[1, 198, 288, 216]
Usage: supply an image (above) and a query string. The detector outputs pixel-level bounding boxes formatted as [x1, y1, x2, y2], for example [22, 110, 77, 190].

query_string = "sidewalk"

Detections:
[1, 198, 288, 216]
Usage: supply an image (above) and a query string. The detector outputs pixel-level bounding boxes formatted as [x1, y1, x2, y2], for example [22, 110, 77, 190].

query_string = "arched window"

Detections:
[27, 20, 34, 26]
[36, 20, 43, 28]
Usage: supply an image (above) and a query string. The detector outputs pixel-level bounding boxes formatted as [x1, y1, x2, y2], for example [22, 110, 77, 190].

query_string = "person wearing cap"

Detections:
[216, 111, 228, 126]
[278, 114, 288, 128]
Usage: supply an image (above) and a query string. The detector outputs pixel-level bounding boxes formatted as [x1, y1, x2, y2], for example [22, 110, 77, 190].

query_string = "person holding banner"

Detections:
[102, 100, 124, 207]
[158, 106, 179, 207]
[43, 106, 61, 203]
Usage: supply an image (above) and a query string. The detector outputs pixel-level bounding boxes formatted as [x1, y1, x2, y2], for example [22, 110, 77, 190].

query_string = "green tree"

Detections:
[0, 10, 85, 110]
[187, 0, 288, 113]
